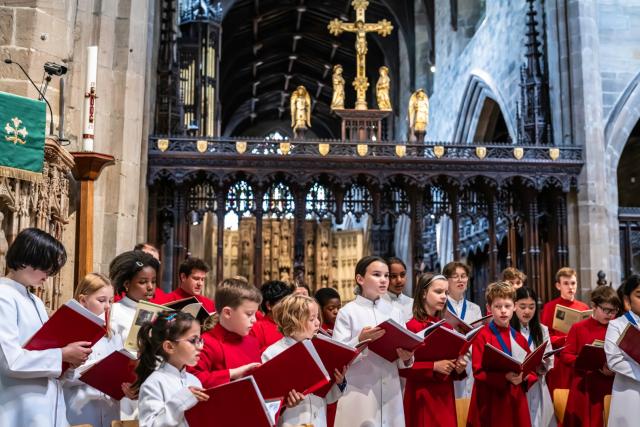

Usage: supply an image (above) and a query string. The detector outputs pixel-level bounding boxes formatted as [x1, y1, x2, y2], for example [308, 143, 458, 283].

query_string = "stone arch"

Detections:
[452, 70, 517, 143]
[605, 71, 640, 174]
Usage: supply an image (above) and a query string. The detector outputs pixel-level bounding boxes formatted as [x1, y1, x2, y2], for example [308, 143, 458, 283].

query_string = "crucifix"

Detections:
[328, 0, 393, 110]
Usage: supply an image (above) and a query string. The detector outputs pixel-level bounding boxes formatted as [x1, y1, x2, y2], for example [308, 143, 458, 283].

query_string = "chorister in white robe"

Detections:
[262, 336, 343, 427]
[605, 311, 640, 427]
[520, 324, 556, 427]
[382, 292, 414, 323]
[447, 295, 482, 399]
[63, 329, 123, 427]
[138, 362, 201, 427]
[332, 295, 411, 427]
[0, 277, 68, 427]
[110, 296, 138, 420]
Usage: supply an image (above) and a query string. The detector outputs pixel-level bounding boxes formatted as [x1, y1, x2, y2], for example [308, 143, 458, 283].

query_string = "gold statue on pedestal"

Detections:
[328, 0, 393, 110]
[376, 66, 392, 111]
[331, 65, 345, 110]
[290, 86, 311, 132]
[409, 89, 429, 141]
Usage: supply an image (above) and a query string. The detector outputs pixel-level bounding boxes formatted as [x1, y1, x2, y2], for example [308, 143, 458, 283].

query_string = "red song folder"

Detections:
[417, 323, 482, 361]
[444, 311, 493, 334]
[481, 340, 548, 376]
[367, 318, 424, 362]
[248, 339, 331, 400]
[79, 349, 138, 400]
[186, 376, 278, 427]
[23, 299, 106, 372]
[574, 343, 606, 371]
[617, 323, 640, 364]
[311, 334, 368, 397]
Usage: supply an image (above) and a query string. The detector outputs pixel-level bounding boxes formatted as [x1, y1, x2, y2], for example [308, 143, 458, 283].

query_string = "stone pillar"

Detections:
[565, 0, 615, 293]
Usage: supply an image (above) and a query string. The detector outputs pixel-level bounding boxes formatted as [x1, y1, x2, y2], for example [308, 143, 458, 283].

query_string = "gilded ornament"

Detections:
[549, 148, 560, 161]
[157, 138, 169, 152]
[395, 144, 406, 157]
[376, 66, 392, 111]
[196, 140, 208, 153]
[409, 89, 429, 134]
[331, 65, 345, 110]
[433, 145, 445, 159]
[357, 144, 368, 156]
[236, 141, 247, 154]
[290, 86, 311, 131]
[513, 147, 524, 160]
[318, 143, 330, 156]
[475, 146, 487, 159]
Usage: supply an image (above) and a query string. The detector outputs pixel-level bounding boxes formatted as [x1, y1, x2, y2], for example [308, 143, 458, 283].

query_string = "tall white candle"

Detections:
[82, 46, 98, 151]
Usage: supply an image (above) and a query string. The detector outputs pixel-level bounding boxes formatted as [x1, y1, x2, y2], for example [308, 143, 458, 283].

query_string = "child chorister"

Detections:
[466, 282, 536, 427]
[63, 273, 122, 427]
[511, 286, 556, 427]
[190, 279, 263, 388]
[443, 261, 482, 398]
[251, 280, 293, 352]
[383, 257, 414, 322]
[108, 250, 160, 419]
[0, 228, 92, 427]
[262, 294, 346, 427]
[540, 267, 589, 394]
[605, 274, 640, 426]
[136, 311, 209, 427]
[315, 287, 342, 335]
[333, 256, 414, 427]
[403, 273, 466, 427]
[560, 286, 620, 427]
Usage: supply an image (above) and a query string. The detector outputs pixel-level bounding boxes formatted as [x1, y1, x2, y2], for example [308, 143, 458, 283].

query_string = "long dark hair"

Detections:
[510, 287, 544, 347]
[133, 311, 198, 391]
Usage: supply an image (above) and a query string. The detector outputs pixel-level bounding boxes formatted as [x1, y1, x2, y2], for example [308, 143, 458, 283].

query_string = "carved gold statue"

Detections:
[328, 0, 393, 110]
[409, 89, 430, 137]
[376, 66, 391, 110]
[290, 85, 311, 131]
[331, 64, 345, 110]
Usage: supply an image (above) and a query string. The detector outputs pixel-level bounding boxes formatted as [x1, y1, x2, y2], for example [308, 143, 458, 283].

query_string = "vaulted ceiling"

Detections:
[219, 0, 423, 138]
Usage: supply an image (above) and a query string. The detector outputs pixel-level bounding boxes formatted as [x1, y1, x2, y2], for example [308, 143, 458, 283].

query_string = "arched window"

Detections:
[263, 182, 295, 218]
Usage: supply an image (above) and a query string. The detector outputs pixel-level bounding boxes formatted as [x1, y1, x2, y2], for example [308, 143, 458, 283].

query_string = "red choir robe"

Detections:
[188, 323, 261, 388]
[402, 316, 464, 427]
[250, 314, 283, 353]
[113, 286, 166, 303]
[559, 317, 614, 427]
[466, 322, 536, 427]
[321, 322, 334, 336]
[153, 286, 215, 313]
[541, 297, 590, 393]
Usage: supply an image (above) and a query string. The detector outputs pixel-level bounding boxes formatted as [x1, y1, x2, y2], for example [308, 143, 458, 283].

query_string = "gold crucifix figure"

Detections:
[328, 0, 393, 110]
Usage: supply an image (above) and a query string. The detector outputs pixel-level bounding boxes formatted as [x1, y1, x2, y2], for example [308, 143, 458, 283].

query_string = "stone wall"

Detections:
[0, 0, 156, 286]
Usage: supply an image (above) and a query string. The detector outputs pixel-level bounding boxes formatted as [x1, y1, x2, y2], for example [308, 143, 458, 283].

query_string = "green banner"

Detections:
[0, 90, 46, 181]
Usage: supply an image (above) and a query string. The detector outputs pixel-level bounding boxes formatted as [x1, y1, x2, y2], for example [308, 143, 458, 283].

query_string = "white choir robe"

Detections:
[520, 324, 556, 427]
[447, 295, 482, 398]
[138, 362, 200, 427]
[110, 296, 138, 420]
[0, 277, 68, 427]
[332, 295, 412, 427]
[382, 292, 414, 323]
[605, 311, 640, 427]
[63, 330, 123, 427]
[262, 336, 343, 427]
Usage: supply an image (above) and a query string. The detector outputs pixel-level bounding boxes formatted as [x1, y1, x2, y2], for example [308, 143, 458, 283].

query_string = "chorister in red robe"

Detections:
[153, 286, 216, 313]
[466, 323, 535, 427]
[188, 323, 261, 388]
[541, 297, 590, 393]
[402, 316, 464, 427]
[559, 317, 614, 427]
[250, 314, 284, 353]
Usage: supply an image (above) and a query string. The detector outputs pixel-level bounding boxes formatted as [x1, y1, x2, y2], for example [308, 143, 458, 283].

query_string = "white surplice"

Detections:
[605, 311, 640, 427]
[382, 291, 414, 323]
[138, 362, 200, 427]
[63, 328, 123, 427]
[332, 295, 411, 427]
[520, 324, 556, 427]
[110, 296, 139, 420]
[447, 295, 482, 399]
[0, 277, 68, 427]
[262, 336, 342, 427]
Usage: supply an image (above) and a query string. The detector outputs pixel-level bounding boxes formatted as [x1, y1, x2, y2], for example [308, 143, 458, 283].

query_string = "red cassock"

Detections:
[402, 316, 463, 427]
[466, 323, 535, 427]
[188, 323, 261, 388]
[540, 297, 590, 393]
[250, 315, 284, 353]
[153, 286, 216, 313]
[559, 317, 614, 427]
